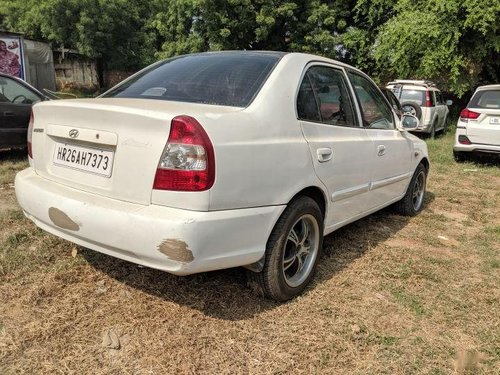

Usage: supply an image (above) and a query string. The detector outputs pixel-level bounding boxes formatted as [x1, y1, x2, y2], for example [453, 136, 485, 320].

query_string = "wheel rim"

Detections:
[402, 105, 416, 117]
[282, 214, 320, 288]
[412, 171, 426, 211]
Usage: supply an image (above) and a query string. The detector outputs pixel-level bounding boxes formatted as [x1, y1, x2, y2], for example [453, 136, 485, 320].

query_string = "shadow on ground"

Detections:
[81, 192, 435, 321]
[0, 148, 27, 162]
[459, 153, 500, 167]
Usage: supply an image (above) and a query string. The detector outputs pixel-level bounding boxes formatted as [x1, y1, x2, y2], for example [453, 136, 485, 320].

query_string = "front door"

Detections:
[347, 71, 413, 207]
[0, 75, 42, 148]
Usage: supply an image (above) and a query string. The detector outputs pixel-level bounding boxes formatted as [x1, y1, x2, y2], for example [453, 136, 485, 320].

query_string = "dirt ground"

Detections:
[0, 132, 499, 374]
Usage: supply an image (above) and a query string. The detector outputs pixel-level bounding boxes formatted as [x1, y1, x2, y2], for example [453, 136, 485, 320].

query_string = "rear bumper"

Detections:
[15, 168, 285, 275]
[453, 129, 500, 153]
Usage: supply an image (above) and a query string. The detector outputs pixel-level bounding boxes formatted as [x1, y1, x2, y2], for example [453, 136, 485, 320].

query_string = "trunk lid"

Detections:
[30, 98, 240, 205]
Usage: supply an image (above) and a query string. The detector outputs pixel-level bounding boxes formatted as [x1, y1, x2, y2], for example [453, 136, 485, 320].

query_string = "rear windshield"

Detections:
[469, 90, 500, 109]
[397, 89, 425, 105]
[102, 53, 281, 107]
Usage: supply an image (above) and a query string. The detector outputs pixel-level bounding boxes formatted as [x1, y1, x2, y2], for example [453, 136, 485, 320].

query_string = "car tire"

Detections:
[453, 151, 467, 163]
[250, 196, 323, 301]
[401, 102, 422, 120]
[430, 120, 436, 138]
[394, 163, 427, 216]
[442, 116, 448, 134]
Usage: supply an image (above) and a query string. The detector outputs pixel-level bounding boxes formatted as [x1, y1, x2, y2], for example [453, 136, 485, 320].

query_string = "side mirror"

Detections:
[446, 100, 453, 106]
[401, 114, 419, 131]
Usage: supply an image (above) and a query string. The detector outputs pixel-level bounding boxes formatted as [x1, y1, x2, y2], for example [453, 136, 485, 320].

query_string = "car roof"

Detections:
[476, 84, 500, 91]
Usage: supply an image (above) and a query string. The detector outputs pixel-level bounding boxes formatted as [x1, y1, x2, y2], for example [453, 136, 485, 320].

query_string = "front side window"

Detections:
[103, 53, 281, 107]
[297, 66, 357, 127]
[0, 76, 42, 104]
[348, 72, 395, 129]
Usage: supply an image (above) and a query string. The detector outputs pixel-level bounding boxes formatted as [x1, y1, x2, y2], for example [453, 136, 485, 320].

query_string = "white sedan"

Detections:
[15, 52, 429, 301]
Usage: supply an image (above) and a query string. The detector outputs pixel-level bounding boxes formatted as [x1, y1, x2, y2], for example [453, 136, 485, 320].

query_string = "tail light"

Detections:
[425, 91, 433, 107]
[27, 110, 34, 158]
[459, 108, 480, 122]
[153, 115, 215, 191]
[458, 135, 472, 145]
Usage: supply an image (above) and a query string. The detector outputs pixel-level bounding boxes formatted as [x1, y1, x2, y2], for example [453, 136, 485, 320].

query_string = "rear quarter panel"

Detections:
[204, 54, 327, 211]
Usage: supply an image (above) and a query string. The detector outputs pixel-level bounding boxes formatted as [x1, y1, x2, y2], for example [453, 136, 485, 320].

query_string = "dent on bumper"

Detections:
[15, 168, 285, 275]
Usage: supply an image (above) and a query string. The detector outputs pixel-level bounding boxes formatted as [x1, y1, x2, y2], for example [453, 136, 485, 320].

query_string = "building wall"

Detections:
[54, 52, 99, 90]
[104, 70, 134, 88]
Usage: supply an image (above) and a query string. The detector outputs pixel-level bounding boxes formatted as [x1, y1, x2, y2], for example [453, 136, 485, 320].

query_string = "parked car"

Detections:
[15, 51, 429, 301]
[386, 80, 452, 137]
[453, 84, 500, 161]
[0, 73, 46, 149]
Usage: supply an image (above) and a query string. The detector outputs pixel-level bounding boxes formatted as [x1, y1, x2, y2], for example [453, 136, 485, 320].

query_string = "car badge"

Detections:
[69, 129, 79, 138]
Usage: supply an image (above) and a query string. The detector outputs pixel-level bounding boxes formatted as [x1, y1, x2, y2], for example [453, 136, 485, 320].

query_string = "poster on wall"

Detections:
[0, 36, 26, 79]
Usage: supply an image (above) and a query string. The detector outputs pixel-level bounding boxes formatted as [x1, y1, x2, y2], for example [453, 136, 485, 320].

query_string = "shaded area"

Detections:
[81, 194, 434, 321]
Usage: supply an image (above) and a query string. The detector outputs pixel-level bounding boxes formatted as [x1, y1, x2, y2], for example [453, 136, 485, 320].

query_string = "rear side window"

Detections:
[469, 90, 500, 109]
[297, 66, 357, 127]
[102, 53, 281, 107]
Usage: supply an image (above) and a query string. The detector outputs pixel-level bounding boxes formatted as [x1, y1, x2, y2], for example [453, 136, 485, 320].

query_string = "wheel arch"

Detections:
[419, 157, 430, 173]
[289, 186, 327, 220]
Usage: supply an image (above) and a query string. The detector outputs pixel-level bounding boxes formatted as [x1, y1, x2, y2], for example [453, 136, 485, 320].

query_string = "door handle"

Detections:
[317, 148, 333, 163]
[3, 111, 14, 117]
[377, 145, 386, 156]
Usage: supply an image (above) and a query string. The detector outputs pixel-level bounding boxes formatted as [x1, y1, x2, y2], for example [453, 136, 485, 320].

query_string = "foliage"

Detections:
[1, 0, 498, 94]
[374, 0, 500, 96]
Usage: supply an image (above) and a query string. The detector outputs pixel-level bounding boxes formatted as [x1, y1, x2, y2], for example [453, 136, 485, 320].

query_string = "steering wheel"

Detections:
[12, 94, 27, 104]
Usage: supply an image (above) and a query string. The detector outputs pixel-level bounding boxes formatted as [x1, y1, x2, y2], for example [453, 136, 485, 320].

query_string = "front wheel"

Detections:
[250, 196, 323, 301]
[394, 163, 427, 216]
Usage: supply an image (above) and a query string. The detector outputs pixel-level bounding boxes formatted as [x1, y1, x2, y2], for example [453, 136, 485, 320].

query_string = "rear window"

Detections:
[469, 90, 500, 109]
[102, 53, 281, 107]
[397, 89, 425, 105]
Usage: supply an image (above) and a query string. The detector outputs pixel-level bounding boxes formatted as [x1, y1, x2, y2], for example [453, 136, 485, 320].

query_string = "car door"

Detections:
[347, 71, 414, 208]
[434, 91, 446, 128]
[297, 64, 375, 230]
[0, 75, 42, 148]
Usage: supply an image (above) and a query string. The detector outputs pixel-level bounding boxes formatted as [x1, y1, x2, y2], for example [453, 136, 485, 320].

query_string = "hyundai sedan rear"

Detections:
[15, 51, 429, 301]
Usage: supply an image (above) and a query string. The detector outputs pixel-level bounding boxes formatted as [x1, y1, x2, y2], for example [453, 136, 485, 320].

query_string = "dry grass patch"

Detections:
[0, 132, 499, 374]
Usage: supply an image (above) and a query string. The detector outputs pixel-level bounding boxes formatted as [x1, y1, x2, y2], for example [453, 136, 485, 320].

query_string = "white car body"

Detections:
[15, 52, 429, 281]
[387, 80, 450, 135]
[453, 84, 500, 157]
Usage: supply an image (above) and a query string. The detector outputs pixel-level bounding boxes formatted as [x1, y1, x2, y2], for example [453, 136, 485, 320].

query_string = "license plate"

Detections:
[53, 142, 114, 177]
[489, 117, 500, 124]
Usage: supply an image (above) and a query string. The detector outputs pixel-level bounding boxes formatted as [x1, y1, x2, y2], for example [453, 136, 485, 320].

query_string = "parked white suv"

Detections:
[387, 80, 451, 137]
[453, 84, 500, 161]
[15, 52, 429, 301]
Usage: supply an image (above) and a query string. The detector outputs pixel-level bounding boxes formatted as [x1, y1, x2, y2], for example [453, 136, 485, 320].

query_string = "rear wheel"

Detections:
[394, 163, 427, 216]
[430, 120, 437, 138]
[250, 196, 323, 301]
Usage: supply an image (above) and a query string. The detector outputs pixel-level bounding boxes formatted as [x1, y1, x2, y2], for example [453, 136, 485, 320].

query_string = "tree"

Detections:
[373, 0, 500, 95]
[1, 0, 157, 70]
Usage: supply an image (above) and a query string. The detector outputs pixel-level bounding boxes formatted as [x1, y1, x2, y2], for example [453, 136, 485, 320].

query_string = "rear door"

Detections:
[0, 75, 42, 147]
[297, 64, 375, 229]
[347, 71, 413, 207]
[465, 89, 500, 145]
[434, 91, 447, 128]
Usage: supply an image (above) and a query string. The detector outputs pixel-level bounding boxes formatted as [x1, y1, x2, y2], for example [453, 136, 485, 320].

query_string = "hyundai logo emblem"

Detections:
[69, 129, 79, 138]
